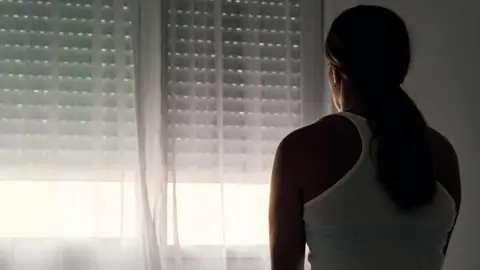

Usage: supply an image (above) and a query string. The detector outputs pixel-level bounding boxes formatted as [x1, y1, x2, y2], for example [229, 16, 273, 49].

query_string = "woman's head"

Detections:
[326, 5, 411, 111]
[325, 6, 437, 211]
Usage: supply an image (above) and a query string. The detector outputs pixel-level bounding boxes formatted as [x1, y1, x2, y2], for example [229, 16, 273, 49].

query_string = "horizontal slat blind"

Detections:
[0, 0, 137, 169]
[167, 0, 301, 183]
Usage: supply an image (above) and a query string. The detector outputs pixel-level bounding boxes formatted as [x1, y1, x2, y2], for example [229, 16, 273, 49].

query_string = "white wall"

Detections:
[324, 1, 480, 269]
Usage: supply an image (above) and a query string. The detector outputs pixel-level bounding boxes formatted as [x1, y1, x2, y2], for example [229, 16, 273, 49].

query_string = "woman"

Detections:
[269, 5, 461, 270]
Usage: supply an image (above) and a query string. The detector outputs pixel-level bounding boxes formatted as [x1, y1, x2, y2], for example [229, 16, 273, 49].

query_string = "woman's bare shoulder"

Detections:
[277, 114, 363, 203]
[280, 114, 360, 150]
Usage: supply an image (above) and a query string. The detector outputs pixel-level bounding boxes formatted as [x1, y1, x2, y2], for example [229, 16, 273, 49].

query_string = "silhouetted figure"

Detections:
[269, 5, 461, 270]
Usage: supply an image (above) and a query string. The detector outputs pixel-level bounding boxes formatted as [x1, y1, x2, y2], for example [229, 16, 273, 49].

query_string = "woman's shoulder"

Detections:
[277, 113, 361, 162]
[281, 113, 359, 146]
[276, 113, 363, 202]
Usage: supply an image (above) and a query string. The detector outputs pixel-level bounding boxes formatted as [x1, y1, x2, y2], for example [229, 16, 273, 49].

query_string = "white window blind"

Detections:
[0, 0, 139, 239]
[163, 0, 302, 251]
[166, 0, 302, 184]
[0, 0, 137, 170]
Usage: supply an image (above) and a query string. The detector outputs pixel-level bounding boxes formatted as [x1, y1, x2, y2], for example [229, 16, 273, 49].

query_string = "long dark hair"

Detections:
[325, 5, 436, 211]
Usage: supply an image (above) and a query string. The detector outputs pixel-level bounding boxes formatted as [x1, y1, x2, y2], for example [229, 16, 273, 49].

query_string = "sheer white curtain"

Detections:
[0, 0, 327, 269]
[0, 0, 157, 269]
[133, 0, 328, 269]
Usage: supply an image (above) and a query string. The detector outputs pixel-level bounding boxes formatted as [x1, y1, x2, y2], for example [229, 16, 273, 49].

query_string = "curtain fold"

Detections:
[131, 0, 167, 268]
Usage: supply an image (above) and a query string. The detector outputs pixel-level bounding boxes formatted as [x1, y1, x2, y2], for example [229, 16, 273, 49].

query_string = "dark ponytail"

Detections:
[326, 5, 436, 211]
[365, 84, 436, 211]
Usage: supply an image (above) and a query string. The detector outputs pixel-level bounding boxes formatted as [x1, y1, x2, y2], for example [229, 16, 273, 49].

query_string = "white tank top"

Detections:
[303, 112, 457, 270]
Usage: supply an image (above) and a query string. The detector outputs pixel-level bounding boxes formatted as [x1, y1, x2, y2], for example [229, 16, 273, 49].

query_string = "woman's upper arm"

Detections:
[269, 135, 306, 270]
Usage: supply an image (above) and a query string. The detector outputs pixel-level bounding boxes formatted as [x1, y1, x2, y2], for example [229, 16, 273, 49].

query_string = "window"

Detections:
[0, 0, 137, 238]
[0, 0, 319, 268]
[165, 0, 301, 247]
